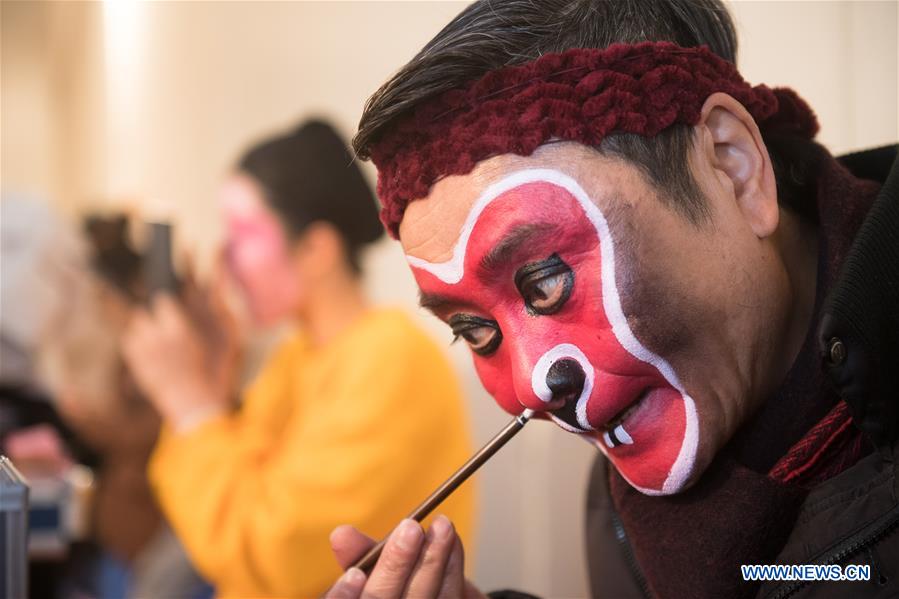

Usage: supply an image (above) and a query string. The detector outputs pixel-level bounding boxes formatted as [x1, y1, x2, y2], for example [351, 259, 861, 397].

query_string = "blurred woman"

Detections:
[122, 120, 475, 598]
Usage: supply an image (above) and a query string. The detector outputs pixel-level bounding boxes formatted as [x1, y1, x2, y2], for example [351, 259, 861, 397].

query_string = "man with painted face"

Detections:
[326, 1, 899, 598]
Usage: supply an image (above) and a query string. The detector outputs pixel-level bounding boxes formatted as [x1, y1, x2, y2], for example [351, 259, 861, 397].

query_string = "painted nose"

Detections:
[546, 359, 585, 403]
[545, 358, 588, 429]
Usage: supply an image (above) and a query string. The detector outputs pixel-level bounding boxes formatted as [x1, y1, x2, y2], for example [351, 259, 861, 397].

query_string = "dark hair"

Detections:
[354, 0, 822, 224]
[240, 120, 383, 273]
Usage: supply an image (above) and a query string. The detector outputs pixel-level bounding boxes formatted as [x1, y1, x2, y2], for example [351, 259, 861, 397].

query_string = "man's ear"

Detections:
[696, 92, 779, 238]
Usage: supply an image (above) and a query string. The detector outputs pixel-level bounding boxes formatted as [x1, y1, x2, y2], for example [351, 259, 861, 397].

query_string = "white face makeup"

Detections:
[406, 168, 699, 495]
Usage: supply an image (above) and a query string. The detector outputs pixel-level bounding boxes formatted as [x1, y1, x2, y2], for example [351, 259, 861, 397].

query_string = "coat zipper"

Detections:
[766, 503, 899, 599]
[610, 508, 653, 599]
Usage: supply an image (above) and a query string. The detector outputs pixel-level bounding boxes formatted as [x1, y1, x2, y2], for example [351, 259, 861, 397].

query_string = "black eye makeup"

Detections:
[514, 253, 574, 315]
[448, 314, 503, 356]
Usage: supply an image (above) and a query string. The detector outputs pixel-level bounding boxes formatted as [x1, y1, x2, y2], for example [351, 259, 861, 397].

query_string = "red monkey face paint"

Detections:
[401, 136, 797, 496]
[407, 166, 698, 494]
[398, 137, 784, 497]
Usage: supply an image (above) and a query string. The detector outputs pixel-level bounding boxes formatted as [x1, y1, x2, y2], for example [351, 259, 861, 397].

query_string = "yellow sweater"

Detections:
[149, 308, 475, 598]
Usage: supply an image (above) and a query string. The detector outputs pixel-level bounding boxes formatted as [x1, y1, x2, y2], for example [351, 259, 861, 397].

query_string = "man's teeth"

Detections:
[615, 424, 634, 445]
[603, 424, 634, 448]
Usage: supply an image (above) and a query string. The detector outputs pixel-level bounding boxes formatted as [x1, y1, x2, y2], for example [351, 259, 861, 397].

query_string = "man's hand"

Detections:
[326, 516, 485, 599]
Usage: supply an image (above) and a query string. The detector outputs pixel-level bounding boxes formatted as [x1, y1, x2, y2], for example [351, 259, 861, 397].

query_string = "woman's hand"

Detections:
[123, 254, 242, 430]
[123, 293, 224, 429]
[180, 252, 244, 398]
[326, 516, 485, 599]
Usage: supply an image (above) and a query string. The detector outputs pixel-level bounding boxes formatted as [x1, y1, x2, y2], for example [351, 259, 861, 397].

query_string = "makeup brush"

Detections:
[351, 408, 536, 573]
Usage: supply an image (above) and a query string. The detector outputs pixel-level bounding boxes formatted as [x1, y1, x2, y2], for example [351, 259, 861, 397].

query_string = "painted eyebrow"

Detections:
[418, 289, 456, 313]
[478, 222, 558, 274]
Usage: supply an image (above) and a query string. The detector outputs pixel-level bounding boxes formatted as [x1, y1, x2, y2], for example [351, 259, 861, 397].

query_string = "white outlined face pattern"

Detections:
[407, 169, 699, 495]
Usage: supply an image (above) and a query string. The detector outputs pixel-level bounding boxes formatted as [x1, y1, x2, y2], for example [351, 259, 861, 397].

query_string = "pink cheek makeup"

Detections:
[225, 215, 301, 326]
[408, 168, 699, 495]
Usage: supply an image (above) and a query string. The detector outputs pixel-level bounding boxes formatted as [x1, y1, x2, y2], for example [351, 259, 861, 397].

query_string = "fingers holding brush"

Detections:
[326, 526, 377, 599]
[326, 568, 367, 599]
[405, 515, 459, 598]
[363, 519, 424, 598]
[327, 413, 531, 598]
[328, 518, 466, 599]
[330, 525, 377, 570]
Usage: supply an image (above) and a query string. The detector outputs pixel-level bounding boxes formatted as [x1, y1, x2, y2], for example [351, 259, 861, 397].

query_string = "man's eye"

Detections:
[515, 254, 574, 315]
[449, 315, 502, 356]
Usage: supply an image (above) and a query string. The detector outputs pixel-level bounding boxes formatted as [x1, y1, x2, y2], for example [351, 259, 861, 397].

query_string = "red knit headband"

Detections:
[368, 41, 819, 238]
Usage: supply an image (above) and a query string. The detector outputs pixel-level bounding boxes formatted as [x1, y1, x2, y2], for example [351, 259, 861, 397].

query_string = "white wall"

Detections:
[2, 1, 896, 596]
[731, 1, 898, 154]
